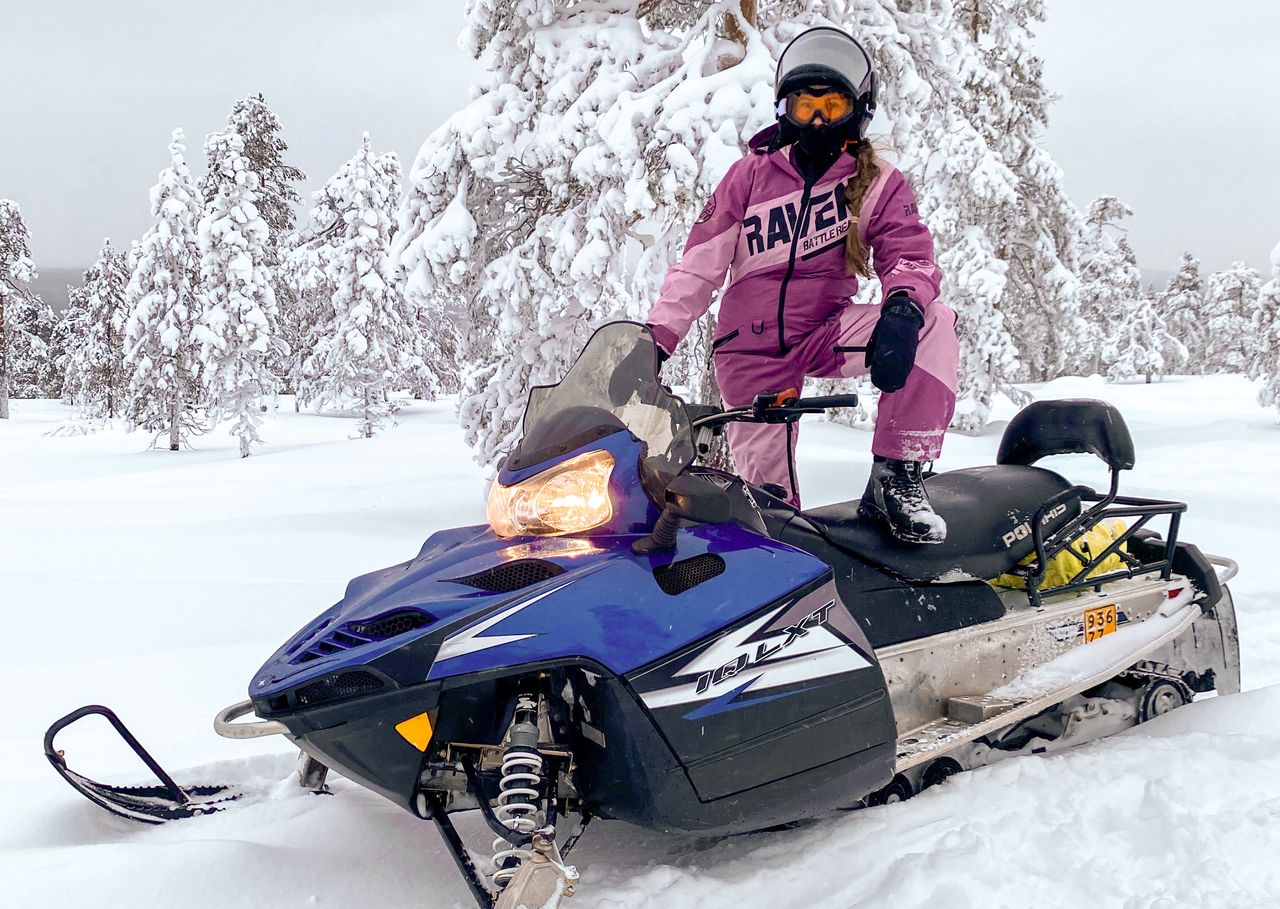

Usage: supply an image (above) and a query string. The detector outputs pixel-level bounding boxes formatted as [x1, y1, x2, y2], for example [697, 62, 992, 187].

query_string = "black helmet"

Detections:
[774, 26, 878, 141]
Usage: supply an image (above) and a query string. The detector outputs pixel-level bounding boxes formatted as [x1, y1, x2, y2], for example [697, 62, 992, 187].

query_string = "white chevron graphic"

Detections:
[434, 579, 575, 663]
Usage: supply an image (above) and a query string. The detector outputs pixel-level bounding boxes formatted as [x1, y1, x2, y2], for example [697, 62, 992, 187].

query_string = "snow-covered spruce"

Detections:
[201, 93, 304, 242]
[396, 0, 771, 463]
[122, 128, 208, 451]
[953, 0, 1087, 387]
[396, 2, 1098, 460]
[1253, 240, 1280, 414]
[1156, 251, 1202, 373]
[1103, 288, 1185, 384]
[203, 93, 306, 395]
[62, 238, 132, 419]
[299, 134, 423, 437]
[196, 132, 284, 458]
[1075, 197, 1141, 376]
[0, 200, 52, 417]
[1203, 261, 1263, 374]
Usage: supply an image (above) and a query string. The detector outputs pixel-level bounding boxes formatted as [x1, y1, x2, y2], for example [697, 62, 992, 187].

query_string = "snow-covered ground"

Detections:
[3, 375, 1278, 908]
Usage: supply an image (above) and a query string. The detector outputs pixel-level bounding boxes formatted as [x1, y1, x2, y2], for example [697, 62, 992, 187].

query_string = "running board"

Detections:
[895, 591, 1201, 772]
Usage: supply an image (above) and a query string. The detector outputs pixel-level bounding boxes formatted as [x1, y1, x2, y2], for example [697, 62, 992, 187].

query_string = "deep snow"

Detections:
[2, 373, 1279, 908]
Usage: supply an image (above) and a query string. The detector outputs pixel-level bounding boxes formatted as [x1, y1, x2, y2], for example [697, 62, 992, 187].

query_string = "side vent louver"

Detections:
[294, 670, 385, 707]
[350, 610, 432, 639]
[291, 609, 433, 664]
[653, 554, 726, 596]
[451, 559, 565, 593]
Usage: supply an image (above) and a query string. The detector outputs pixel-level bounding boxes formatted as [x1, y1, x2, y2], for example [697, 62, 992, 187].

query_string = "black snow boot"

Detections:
[859, 457, 947, 544]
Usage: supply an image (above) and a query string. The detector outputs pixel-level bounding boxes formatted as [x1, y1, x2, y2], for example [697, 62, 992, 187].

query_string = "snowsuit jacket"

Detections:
[646, 124, 944, 358]
[646, 124, 958, 505]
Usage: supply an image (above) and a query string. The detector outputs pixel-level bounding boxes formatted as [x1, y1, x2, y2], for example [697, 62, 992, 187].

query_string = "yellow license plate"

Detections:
[1083, 604, 1117, 643]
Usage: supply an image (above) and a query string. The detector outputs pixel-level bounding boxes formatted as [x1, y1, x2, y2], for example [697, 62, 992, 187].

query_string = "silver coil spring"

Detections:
[491, 694, 544, 890]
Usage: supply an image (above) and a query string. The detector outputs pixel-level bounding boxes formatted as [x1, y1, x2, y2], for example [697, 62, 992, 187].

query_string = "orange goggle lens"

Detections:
[785, 90, 856, 126]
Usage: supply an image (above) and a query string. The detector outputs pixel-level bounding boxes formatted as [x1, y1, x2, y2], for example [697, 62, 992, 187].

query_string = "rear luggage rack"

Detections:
[1015, 469, 1186, 607]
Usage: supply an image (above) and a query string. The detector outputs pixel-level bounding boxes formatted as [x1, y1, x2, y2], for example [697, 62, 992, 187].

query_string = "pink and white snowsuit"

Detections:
[647, 125, 958, 507]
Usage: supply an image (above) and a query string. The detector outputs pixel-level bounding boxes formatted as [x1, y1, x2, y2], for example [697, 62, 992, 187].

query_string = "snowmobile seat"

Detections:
[997, 399, 1135, 471]
[800, 465, 1082, 583]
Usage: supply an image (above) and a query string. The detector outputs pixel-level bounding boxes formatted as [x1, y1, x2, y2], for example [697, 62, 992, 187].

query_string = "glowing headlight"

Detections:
[488, 450, 615, 537]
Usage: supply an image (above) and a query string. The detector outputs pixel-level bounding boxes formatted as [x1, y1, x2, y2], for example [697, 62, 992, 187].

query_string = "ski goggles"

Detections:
[780, 89, 857, 127]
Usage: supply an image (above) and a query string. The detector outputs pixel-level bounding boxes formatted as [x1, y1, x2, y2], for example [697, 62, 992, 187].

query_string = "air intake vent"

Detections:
[351, 610, 432, 640]
[452, 559, 565, 593]
[291, 610, 434, 664]
[294, 670, 385, 707]
[653, 554, 726, 596]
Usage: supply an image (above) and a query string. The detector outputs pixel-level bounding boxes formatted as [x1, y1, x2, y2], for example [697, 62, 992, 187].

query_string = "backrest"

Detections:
[997, 399, 1136, 471]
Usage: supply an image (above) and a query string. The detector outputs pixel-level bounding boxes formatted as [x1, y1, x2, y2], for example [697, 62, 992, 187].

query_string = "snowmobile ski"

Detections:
[44, 705, 240, 823]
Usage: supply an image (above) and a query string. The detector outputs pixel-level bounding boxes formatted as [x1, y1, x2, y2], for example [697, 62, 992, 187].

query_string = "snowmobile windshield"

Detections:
[507, 322, 695, 487]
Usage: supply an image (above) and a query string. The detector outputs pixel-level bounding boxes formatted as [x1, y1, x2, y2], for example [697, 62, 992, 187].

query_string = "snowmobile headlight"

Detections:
[488, 450, 615, 537]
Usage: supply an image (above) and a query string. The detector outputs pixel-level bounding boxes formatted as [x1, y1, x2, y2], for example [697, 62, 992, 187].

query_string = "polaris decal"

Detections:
[638, 583, 870, 712]
[1002, 503, 1068, 549]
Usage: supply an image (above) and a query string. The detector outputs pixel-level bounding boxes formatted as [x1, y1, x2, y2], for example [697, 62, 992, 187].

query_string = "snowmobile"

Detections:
[46, 321, 1240, 909]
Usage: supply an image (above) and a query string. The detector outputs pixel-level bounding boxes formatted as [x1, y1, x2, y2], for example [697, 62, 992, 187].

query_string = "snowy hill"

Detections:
[2, 374, 1279, 907]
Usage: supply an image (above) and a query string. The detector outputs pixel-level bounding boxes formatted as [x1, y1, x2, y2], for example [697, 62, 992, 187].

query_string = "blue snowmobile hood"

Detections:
[250, 517, 829, 701]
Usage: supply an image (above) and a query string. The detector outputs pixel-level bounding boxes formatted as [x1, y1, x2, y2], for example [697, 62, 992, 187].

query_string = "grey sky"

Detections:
[2, 1, 1276, 279]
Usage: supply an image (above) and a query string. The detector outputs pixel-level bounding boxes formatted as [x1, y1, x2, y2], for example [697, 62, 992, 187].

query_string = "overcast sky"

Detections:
[2, 1, 1277, 279]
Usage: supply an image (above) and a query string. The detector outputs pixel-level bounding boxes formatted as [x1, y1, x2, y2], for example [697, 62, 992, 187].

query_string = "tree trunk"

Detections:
[169, 382, 181, 451]
[717, 0, 757, 70]
[1145, 374, 1152, 384]
[1, 295, 9, 419]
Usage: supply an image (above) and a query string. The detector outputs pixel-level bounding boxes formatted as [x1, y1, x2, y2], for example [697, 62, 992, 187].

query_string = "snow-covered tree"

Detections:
[202, 93, 304, 239]
[1202, 261, 1262, 374]
[1253, 241, 1280, 414]
[397, 1, 1099, 460]
[64, 239, 132, 418]
[57, 283, 90, 406]
[1104, 289, 1185, 384]
[203, 93, 306, 391]
[1, 199, 38, 417]
[123, 129, 208, 450]
[196, 132, 284, 457]
[300, 134, 424, 436]
[1074, 197, 1140, 375]
[953, 0, 1086, 385]
[5, 293, 58, 398]
[1156, 252, 1203, 372]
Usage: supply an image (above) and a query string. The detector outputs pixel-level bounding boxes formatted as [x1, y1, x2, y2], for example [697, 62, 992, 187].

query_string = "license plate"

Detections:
[1083, 604, 1117, 643]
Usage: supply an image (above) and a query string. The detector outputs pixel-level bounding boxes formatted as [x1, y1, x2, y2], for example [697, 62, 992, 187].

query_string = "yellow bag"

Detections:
[990, 519, 1128, 590]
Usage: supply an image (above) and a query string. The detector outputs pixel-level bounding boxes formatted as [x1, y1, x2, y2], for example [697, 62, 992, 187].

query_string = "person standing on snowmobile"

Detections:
[646, 25, 958, 544]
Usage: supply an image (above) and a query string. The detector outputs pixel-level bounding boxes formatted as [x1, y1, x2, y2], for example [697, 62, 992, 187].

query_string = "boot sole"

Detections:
[858, 502, 946, 545]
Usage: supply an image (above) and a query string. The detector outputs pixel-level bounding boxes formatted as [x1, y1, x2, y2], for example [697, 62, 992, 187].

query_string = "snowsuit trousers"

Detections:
[719, 301, 959, 508]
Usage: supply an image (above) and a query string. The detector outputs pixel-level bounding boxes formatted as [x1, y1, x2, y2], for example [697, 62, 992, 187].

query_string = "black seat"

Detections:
[801, 465, 1081, 582]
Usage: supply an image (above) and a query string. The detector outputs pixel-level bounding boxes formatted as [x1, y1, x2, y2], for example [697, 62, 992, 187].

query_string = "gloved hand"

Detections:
[865, 292, 924, 393]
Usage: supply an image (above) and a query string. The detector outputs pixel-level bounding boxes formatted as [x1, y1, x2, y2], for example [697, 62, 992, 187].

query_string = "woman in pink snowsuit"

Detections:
[647, 26, 958, 544]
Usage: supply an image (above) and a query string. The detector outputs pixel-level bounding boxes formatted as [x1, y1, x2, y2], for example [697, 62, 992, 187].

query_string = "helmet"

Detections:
[774, 26, 878, 141]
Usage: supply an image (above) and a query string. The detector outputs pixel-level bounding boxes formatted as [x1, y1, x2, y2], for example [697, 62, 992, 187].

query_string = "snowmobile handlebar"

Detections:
[691, 392, 860, 430]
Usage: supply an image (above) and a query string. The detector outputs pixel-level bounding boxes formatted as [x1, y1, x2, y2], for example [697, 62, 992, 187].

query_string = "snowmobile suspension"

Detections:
[491, 686, 544, 890]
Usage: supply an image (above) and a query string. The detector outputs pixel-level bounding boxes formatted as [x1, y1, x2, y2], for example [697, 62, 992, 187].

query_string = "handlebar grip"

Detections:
[795, 394, 859, 410]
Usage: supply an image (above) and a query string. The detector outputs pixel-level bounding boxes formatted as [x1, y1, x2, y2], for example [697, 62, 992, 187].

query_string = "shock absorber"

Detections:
[490, 686, 544, 891]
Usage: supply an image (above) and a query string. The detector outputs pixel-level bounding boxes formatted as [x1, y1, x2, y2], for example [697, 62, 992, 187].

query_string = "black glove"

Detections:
[865, 292, 924, 393]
